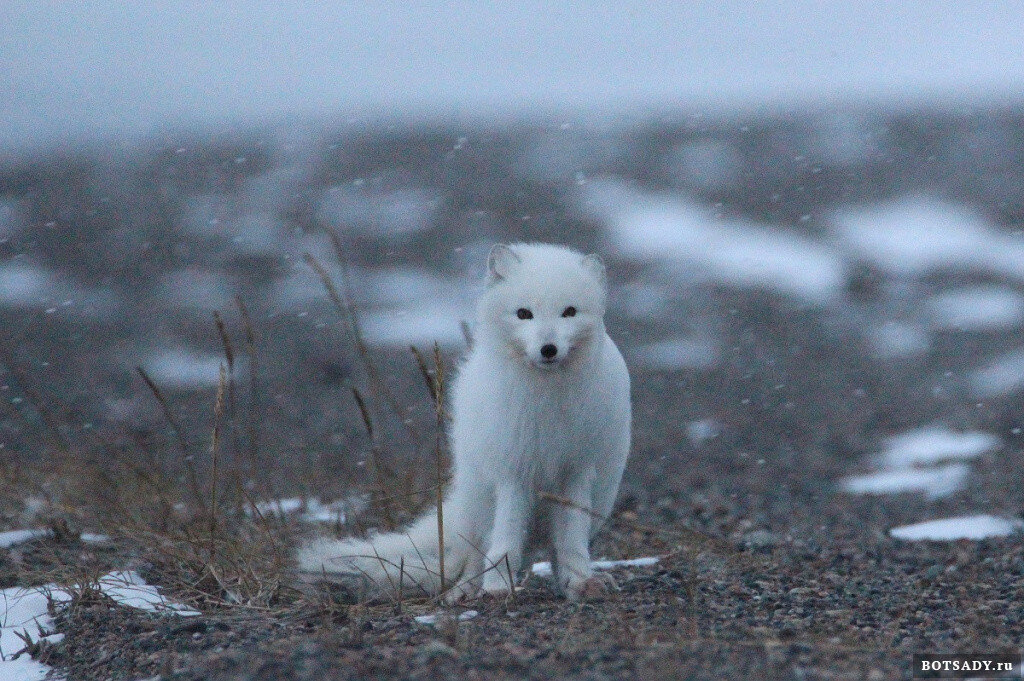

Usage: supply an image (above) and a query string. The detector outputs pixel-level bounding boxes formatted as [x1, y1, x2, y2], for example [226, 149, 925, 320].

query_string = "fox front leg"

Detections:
[551, 467, 617, 600]
[481, 481, 530, 596]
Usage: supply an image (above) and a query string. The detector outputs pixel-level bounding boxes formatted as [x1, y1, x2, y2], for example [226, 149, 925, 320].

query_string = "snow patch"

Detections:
[1, 571, 197, 680]
[247, 498, 347, 524]
[632, 337, 719, 371]
[841, 427, 999, 499]
[0, 199, 24, 239]
[614, 281, 670, 319]
[318, 185, 440, 237]
[580, 180, 847, 305]
[91, 570, 200, 616]
[831, 198, 1024, 281]
[864, 321, 931, 359]
[0, 264, 52, 308]
[414, 610, 479, 626]
[140, 348, 234, 390]
[270, 261, 471, 320]
[360, 302, 469, 348]
[0, 530, 48, 549]
[687, 419, 721, 446]
[530, 556, 660, 578]
[890, 515, 1024, 541]
[841, 464, 969, 500]
[926, 286, 1024, 331]
[880, 428, 1001, 468]
[1, 585, 59, 681]
[970, 348, 1024, 398]
[664, 139, 744, 191]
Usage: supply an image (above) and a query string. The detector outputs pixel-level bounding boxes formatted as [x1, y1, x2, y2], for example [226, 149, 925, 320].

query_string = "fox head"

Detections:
[476, 243, 608, 370]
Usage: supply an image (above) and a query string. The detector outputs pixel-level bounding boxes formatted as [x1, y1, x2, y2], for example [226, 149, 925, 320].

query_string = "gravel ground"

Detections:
[2, 107, 1024, 679]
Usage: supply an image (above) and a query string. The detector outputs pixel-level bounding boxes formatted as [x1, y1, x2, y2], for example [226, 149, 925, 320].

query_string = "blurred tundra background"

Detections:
[3, 0, 1024, 525]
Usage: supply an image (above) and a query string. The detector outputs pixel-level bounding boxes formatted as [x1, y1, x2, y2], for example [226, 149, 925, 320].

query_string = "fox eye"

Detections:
[561, 306, 577, 318]
[516, 308, 533, 320]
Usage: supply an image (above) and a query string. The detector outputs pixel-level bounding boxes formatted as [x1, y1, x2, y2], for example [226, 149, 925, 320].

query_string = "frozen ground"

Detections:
[2, 106, 1024, 678]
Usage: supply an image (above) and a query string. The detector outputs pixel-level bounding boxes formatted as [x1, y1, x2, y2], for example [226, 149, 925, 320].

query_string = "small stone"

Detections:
[741, 530, 780, 551]
[417, 640, 457, 662]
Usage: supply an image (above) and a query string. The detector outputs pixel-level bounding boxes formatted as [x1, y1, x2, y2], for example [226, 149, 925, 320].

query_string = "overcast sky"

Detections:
[4, 1, 1024, 152]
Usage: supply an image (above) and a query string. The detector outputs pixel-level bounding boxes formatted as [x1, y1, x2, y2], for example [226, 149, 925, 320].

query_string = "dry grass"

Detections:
[0, 228, 467, 626]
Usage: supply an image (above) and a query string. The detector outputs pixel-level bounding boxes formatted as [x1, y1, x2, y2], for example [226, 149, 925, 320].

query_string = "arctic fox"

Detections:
[297, 243, 631, 601]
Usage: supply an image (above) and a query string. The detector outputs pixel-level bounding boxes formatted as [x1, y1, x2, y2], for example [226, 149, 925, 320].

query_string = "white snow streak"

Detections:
[890, 515, 1023, 541]
[530, 556, 660, 578]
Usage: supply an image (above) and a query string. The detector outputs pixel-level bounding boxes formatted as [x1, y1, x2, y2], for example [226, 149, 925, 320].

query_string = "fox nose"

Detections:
[540, 343, 558, 359]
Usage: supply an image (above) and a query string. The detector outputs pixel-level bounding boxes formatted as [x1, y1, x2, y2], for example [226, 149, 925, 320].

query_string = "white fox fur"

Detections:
[297, 243, 631, 600]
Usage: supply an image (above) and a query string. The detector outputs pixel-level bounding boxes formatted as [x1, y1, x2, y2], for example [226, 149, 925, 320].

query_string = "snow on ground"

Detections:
[530, 556, 660, 578]
[270, 259, 475, 348]
[879, 428, 1001, 468]
[842, 464, 970, 499]
[579, 180, 848, 306]
[631, 337, 720, 371]
[969, 348, 1024, 399]
[0, 199, 23, 240]
[92, 571, 200, 616]
[360, 268, 471, 309]
[318, 185, 441, 237]
[0, 528, 104, 550]
[180, 195, 287, 259]
[0, 530, 48, 549]
[359, 302, 470, 349]
[926, 286, 1024, 331]
[831, 198, 1024, 281]
[863, 321, 931, 359]
[0, 263, 53, 308]
[139, 347, 235, 390]
[0, 584, 61, 681]
[686, 419, 721, 447]
[614, 281, 671, 319]
[841, 428, 999, 499]
[889, 515, 1024, 541]
[0, 570, 197, 680]
[414, 610, 479, 626]
[247, 498, 348, 524]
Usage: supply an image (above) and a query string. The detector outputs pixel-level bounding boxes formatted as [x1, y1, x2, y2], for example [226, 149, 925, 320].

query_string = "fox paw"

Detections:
[480, 572, 517, 599]
[443, 581, 481, 605]
[565, 572, 619, 601]
[480, 583, 515, 599]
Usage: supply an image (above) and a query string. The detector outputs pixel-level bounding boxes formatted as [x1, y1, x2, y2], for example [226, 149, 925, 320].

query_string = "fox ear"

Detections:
[487, 244, 520, 284]
[582, 253, 607, 288]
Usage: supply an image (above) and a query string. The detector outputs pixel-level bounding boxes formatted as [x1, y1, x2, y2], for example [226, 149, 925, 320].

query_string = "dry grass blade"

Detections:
[303, 247, 422, 448]
[0, 348, 71, 456]
[350, 386, 374, 439]
[351, 387, 397, 526]
[409, 345, 437, 405]
[208, 364, 227, 563]
[302, 252, 348, 318]
[136, 366, 190, 456]
[213, 311, 235, 372]
[431, 342, 447, 591]
[234, 295, 261, 469]
[214, 309, 243, 458]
